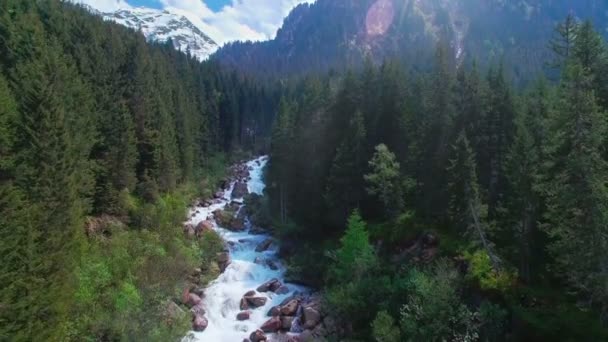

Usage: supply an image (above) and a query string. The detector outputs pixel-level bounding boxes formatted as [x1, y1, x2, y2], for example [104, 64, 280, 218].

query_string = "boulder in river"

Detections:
[231, 182, 249, 199]
[266, 260, 279, 270]
[213, 209, 234, 227]
[237, 311, 251, 321]
[246, 296, 268, 308]
[268, 306, 280, 317]
[228, 218, 246, 231]
[275, 285, 290, 295]
[280, 299, 299, 316]
[255, 238, 273, 252]
[249, 329, 267, 342]
[260, 317, 282, 333]
[192, 315, 208, 332]
[257, 278, 282, 293]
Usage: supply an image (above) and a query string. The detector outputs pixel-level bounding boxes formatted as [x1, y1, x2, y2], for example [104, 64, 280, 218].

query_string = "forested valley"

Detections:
[0, 1, 277, 340]
[2, 0, 608, 341]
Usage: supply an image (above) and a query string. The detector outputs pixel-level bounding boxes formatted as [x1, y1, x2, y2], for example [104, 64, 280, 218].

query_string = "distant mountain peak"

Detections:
[102, 7, 218, 61]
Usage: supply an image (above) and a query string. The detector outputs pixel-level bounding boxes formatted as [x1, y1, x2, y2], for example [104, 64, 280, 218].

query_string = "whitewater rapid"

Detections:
[183, 156, 305, 342]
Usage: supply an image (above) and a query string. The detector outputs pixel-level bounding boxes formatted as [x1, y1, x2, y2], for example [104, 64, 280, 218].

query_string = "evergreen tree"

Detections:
[542, 62, 608, 311]
[269, 98, 295, 223]
[329, 210, 376, 284]
[447, 131, 495, 258]
[12, 41, 94, 339]
[325, 110, 368, 223]
[502, 79, 551, 282]
[549, 14, 579, 68]
[364, 144, 404, 219]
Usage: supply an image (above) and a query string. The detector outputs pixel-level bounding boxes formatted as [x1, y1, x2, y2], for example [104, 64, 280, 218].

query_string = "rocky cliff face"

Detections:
[213, 0, 608, 79]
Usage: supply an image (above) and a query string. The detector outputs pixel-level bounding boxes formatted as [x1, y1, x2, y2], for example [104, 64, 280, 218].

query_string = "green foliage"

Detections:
[400, 260, 479, 342]
[464, 250, 517, 293]
[372, 311, 401, 342]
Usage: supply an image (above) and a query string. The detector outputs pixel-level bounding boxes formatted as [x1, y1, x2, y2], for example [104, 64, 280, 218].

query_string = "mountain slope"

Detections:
[103, 8, 218, 60]
[213, 0, 608, 79]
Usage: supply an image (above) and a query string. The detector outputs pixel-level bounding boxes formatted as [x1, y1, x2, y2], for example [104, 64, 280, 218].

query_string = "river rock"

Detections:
[228, 217, 246, 231]
[213, 209, 234, 227]
[302, 307, 321, 329]
[257, 278, 282, 293]
[255, 238, 273, 252]
[232, 182, 249, 199]
[184, 224, 196, 238]
[217, 252, 230, 272]
[249, 329, 267, 342]
[281, 316, 295, 330]
[266, 260, 279, 270]
[184, 293, 202, 308]
[240, 297, 250, 310]
[280, 299, 299, 316]
[237, 311, 251, 321]
[213, 191, 224, 199]
[190, 302, 206, 316]
[268, 306, 280, 317]
[261, 317, 282, 333]
[244, 290, 256, 297]
[247, 296, 268, 308]
[196, 220, 214, 234]
[193, 315, 208, 332]
[275, 285, 290, 295]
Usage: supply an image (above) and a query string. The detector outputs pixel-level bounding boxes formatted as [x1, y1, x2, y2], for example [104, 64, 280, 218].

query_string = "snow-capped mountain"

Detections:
[102, 8, 218, 61]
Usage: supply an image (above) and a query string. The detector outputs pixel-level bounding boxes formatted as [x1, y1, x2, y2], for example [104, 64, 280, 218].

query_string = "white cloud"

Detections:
[71, 0, 131, 12]
[162, 0, 316, 45]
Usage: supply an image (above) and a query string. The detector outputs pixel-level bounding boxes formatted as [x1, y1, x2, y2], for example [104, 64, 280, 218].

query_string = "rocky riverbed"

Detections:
[180, 156, 328, 342]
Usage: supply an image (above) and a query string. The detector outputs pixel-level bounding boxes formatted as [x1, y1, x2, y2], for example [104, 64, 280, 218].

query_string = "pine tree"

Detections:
[447, 132, 495, 261]
[325, 110, 368, 223]
[572, 20, 608, 108]
[329, 210, 376, 284]
[269, 98, 295, 223]
[542, 62, 608, 310]
[419, 41, 456, 218]
[481, 65, 517, 217]
[11, 40, 94, 339]
[0, 73, 35, 340]
[502, 79, 550, 282]
[549, 14, 579, 68]
[364, 144, 404, 218]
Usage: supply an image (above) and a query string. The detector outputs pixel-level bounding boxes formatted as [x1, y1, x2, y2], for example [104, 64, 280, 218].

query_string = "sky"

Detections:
[74, 0, 315, 45]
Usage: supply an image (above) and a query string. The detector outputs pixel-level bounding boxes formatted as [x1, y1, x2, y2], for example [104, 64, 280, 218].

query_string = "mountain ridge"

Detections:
[102, 7, 219, 60]
[212, 0, 608, 80]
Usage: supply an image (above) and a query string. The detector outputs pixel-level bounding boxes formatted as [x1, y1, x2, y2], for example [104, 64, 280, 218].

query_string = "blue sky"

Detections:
[76, 0, 315, 44]
[126, 0, 227, 11]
